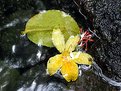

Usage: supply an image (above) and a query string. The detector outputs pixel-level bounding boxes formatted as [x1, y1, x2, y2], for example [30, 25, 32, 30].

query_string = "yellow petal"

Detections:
[65, 35, 79, 52]
[61, 61, 78, 82]
[72, 52, 93, 65]
[47, 54, 63, 75]
[52, 28, 65, 53]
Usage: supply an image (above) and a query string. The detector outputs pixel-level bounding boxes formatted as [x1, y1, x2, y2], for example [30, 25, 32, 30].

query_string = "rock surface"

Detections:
[86, 0, 121, 81]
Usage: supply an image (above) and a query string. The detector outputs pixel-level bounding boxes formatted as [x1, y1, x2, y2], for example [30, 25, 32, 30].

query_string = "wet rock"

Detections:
[0, 0, 48, 68]
[84, 0, 121, 81]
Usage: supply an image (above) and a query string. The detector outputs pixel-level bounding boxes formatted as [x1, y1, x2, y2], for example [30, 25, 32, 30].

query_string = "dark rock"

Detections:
[83, 0, 121, 81]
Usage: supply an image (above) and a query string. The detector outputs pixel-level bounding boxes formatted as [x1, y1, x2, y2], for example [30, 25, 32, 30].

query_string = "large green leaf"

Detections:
[23, 10, 80, 47]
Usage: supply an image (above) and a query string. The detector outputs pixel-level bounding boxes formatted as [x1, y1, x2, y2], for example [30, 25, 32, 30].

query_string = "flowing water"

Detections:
[0, 0, 121, 91]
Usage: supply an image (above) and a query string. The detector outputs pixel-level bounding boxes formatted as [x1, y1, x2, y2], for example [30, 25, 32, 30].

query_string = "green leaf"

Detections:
[23, 10, 80, 47]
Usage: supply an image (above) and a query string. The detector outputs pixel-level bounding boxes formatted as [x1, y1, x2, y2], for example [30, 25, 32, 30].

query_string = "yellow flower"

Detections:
[47, 28, 93, 82]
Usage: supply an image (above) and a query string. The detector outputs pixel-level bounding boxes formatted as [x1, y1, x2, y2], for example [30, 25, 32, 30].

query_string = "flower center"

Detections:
[62, 51, 71, 62]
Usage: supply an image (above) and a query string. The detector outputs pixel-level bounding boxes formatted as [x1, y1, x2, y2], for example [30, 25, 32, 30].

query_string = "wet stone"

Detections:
[87, 0, 121, 82]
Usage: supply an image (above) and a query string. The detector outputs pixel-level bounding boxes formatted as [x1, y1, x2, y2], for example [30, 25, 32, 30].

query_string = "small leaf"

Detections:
[72, 52, 93, 65]
[61, 61, 78, 82]
[47, 54, 63, 75]
[52, 28, 65, 53]
[23, 10, 80, 47]
[65, 35, 79, 52]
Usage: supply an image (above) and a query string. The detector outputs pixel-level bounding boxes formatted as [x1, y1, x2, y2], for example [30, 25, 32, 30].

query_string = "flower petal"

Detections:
[47, 54, 63, 75]
[65, 35, 79, 52]
[61, 61, 78, 82]
[52, 28, 65, 53]
[72, 52, 93, 65]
